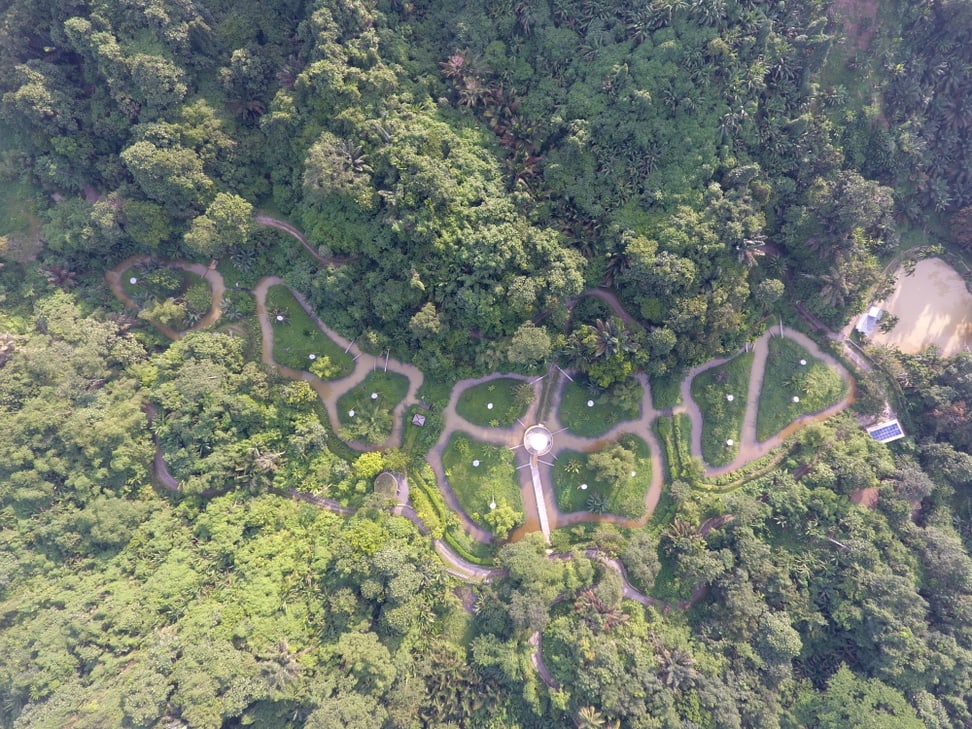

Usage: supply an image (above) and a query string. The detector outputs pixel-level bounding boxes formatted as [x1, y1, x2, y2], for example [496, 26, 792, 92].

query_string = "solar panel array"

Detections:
[868, 421, 904, 442]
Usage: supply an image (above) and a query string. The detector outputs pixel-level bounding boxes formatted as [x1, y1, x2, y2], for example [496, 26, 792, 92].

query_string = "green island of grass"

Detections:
[266, 284, 354, 377]
[336, 371, 409, 445]
[559, 378, 642, 438]
[756, 337, 847, 442]
[455, 377, 531, 427]
[691, 351, 754, 467]
[554, 434, 651, 519]
[441, 432, 523, 532]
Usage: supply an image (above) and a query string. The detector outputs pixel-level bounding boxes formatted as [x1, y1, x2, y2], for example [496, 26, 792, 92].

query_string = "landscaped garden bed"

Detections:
[691, 352, 754, 467]
[559, 378, 642, 437]
[455, 377, 532, 427]
[553, 434, 651, 519]
[336, 371, 409, 445]
[442, 432, 523, 536]
[655, 414, 700, 483]
[756, 337, 847, 441]
[266, 284, 354, 377]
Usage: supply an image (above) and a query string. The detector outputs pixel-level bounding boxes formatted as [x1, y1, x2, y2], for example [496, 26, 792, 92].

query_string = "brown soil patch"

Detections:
[870, 258, 972, 357]
[831, 0, 881, 53]
[850, 487, 879, 509]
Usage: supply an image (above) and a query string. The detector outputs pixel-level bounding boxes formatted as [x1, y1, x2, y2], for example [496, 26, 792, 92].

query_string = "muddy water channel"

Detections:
[870, 257, 972, 356]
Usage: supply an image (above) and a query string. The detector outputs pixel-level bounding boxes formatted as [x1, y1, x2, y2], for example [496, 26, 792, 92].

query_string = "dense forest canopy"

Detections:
[1, 0, 972, 726]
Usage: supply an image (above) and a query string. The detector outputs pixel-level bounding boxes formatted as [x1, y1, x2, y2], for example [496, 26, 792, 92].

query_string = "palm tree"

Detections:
[43, 265, 77, 289]
[576, 705, 609, 729]
[657, 647, 699, 692]
[593, 317, 631, 359]
[236, 446, 285, 491]
[586, 492, 608, 513]
[735, 237, 766, 268]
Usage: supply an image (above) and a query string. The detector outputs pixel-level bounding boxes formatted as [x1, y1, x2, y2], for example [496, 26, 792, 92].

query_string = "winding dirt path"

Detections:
[251, 276, 424, 452]
[105, 256, 226, 340]
[107, 216, 858, 560]
[254, 213, 356, 266]
[426, 373, 543, 544]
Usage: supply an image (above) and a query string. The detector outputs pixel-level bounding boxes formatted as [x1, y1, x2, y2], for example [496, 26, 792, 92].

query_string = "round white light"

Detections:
[726, 394, 734, 402]
[630, 470, 637, 477]
[276, 315, 284, 322]
[792, 396, 800, 403]
[487, 402, 493, 410]
[371, 392, 378, 400]
[129, 277, 138, 285]
[473, 459, 480, 467]
[800, 359, 807, 366]
[580, 483, 588, 490]
[526, 430, 550, 453]
[309, 353, 317, 360]
[489, 500, 496, 510]
[587, 400, 594, 407]
[726, 438, 734, 446]
[348, 409, 355, 417]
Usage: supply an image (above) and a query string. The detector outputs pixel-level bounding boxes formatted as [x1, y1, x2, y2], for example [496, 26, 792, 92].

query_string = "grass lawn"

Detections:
[266, 285, 354, 377]
[455, 378, 530, 427]
[122, 264, 192, 302]
[649, 372, 683, 409]
[442, 432, 523, 530]
[553, 434, 650, 519]
[337, 371, 409, 430]
[558, 378, 642, 437]
[756, 336, 847, 442]
[691, 352, 754, 467]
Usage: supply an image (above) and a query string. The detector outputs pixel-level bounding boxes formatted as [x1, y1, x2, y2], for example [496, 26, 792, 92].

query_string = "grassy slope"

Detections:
[455, 378, 528, 427]
[558, 378, 642, 437]
[553, 435, 651, 519]
[691, 352, 754, 467]
[266, 285, 354, 375]
[441, 432, 523, 529]
[756, 337, 847, 441]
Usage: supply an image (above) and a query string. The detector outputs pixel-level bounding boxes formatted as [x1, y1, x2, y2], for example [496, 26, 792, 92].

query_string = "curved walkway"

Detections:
[106, 223, 863, 692]
[254, 213, 356, 266]
[251, 276, 424, 451]
[106, 220, 858, 552]
[426, 373, 543, 544]
[105, 256, 226, 340]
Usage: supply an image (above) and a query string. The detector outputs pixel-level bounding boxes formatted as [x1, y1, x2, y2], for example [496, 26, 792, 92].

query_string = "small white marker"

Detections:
[129, 277, 138, 285]
[726, 438, 734, 446]
[371, 392, 378, 400]
[587, 400, 594, 407]
[309, 353, 316, 360]
[472, 459, 480, 468]
[793, 396, 800, 403]
[348, 409, 355, 417]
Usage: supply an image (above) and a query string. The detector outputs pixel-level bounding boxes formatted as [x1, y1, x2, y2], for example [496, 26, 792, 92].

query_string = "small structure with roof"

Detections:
[411, 413, 426, 427]
[866, 419, 905, 443]
[856, 305, 884, 336]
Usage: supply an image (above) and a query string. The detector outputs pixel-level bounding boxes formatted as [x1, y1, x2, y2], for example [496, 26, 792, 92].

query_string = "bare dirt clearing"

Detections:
[870, 258, 972, 357]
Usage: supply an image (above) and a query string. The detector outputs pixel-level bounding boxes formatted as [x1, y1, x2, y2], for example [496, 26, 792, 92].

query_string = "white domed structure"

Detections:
[523, 424, 553, 456]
